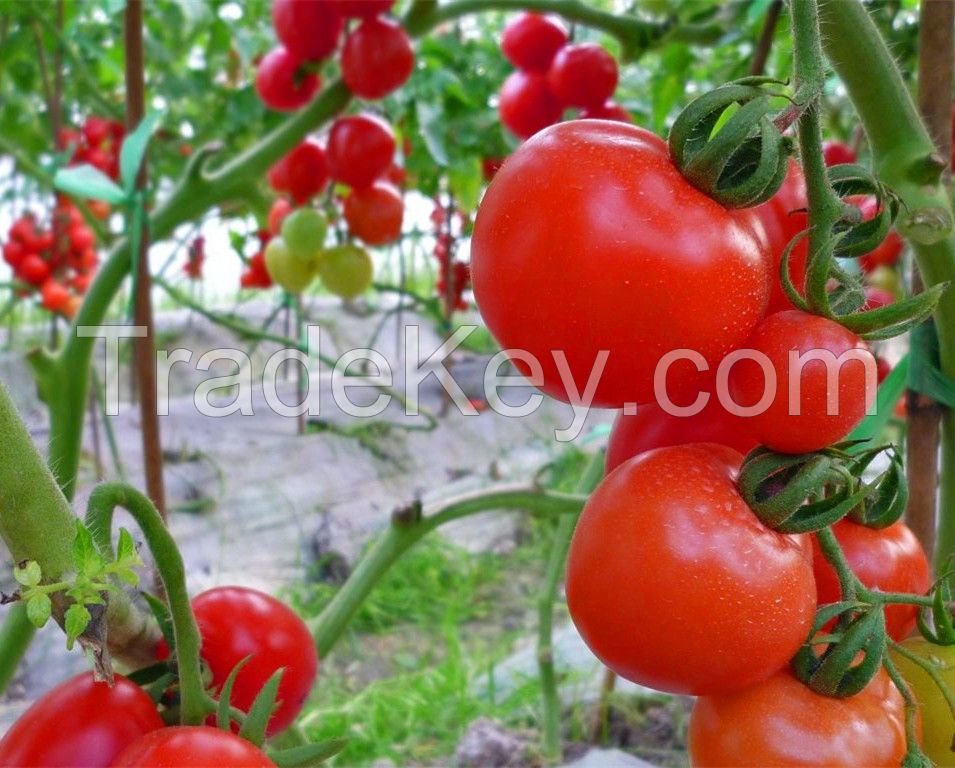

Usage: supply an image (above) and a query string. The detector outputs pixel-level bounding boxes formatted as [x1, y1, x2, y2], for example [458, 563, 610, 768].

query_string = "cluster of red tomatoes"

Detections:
[2, 199, 101, 318]
[0, 587, 316, 767]
[59, 115, 126, 182]
[497, 12, 630, 140]
[256, 0, 412, 112]
[472, 118, 929, 765]
[430, 198, 470, 314]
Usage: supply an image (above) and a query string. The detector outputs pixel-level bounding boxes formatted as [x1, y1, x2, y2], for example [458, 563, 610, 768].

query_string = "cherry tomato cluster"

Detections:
[472, 118, 927, 765]
[496, 12, 631, 140]
[182, 236, 205, 281]
[3, 199, 100, 318]
[0, 587, 315, 766]
[59, 115, 126, 181]
[257, 0, 412, 112]
[429, 198, 470, 314]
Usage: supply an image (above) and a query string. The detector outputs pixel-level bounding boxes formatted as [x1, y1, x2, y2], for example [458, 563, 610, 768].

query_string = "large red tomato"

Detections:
[497, 71, 563, 139]
[750, 160, 809, 313]
[326, 114, 395, 189]
[111, 727, 274, 767]
[158, 587, 317, 736]
[0, 673, 162, 767]
[689, 668, 909, 766]
[471, 120, 771, 408]
[341, 17, 414, 100]
[728, 310, 875, 453]
[500, 12, 568, 71]
[566, 444, 815, 695]
[605, 395, 757, 474]
[812, 519, 930, 641]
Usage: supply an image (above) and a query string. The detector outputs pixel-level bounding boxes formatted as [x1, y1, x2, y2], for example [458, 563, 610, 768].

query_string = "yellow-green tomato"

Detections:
[264, 237, 316, 293]
[318, 245, 373, 299]
[280, 208, 327, 264]
[891, 636, 955, 767]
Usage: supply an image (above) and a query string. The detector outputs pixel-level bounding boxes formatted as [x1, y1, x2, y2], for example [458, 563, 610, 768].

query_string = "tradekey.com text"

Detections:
[82, 323, 878, 442]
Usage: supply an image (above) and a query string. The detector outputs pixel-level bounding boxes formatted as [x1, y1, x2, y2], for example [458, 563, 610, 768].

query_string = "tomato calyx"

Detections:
[668, 77, 791, 208]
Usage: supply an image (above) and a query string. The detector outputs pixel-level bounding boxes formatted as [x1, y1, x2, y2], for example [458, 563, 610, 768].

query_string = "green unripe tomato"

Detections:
[319, 245, 373, 299]
[280, 208, 328, 265]
[890, 636, 955, 767]
[264, 237, 317, 293]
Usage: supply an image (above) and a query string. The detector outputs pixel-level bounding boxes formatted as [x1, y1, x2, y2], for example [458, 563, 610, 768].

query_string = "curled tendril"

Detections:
[792, 602, 886, 698]
[668, 78, 790, 208]
[738, 444, 908, 534]
[916, 572, 955, 645]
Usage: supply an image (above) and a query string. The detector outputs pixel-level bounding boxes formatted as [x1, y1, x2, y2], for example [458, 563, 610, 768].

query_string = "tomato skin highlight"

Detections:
[812, 519, 930, 641]
[327, 114, 396, 189]
[501, 12, 568, 71]
[606, 397, 757, 474]
[342, 17, 414, 100]
[111, 727, 275, 767]
[255, 47, 319, 112]
[472, 120, 771, 408]
[497, 71, 563, 139]
[689, 668, 909, 767]
[566, 444, 815, 696]
[0, 673, 163, 767]
[344, 181, 403, 245]
[547, 43, 618, 109]
[272, 0, 343, 62]
[891, 637, 955, 767]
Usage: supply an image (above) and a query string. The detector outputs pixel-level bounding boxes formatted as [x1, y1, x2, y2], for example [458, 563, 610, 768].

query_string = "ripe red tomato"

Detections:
[500, 12, 568, 71]
[2, 241, 25, 267]
[0, 673, 162, 767]
[750, 160, 809, 313]
[341, 17, 414, 100]
[822, 139, 857, 166]
[327, 114, 395, 189]
[17, 254, 51, 285]
[812, 519, 930, 641]
[579, 101, 632, 122]
[606, 397, 757, 474]
[497, 71, 562, 139]
[268, 198, 294, 236]
[689, 667, 909, 766]
[547, 43, 618, 109]
[567, 444, 815, 695]
[163, 587, 318, 736]
[255, 47, 319, 112]
[83, 116, 112, 147]
[344, 181, 403, 245]
[111, 727, 274, 767]
[269, 140, 329, 204]
[271, 0, 343, 62]
[335, 0, 394, 18]
[70, 224, 95, 252]
[88, 199, 112, 220]
[471, 120, 770, 408]
[728, 310, 875, 453]
[40, 280, 71, 314]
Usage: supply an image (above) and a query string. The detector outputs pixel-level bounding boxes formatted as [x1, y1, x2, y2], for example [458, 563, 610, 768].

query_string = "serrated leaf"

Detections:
[238, 668, 284, 746]
[73, 521, 104, 577]
[218, 656, 252, 731]
[53, 165, 126, 204]
[65, 603, 91, 650]
[25, 593, 51, 627]
[269, 739, 349, 768]
[120, 111, 160, 194]
[14, 561, 41, 587]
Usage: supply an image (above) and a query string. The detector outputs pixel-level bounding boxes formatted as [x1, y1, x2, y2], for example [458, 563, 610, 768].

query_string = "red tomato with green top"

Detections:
[471, 120, 771, 408]
[255, 47, 319, 112]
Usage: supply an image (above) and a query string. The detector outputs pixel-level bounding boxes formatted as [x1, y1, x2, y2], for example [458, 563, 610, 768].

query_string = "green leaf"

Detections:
[269, 739, 349, 768]
[73, 521, 105, 577]
[64, 603, 91, 650]
[25, 593, 52, 628]
[416, 101, 449, 167]
[217, 656, 252, 731]
[238, 668, 284, 746]
[120, 111, 161, 194]
[53, 165, 127, 204]
[845, 353, 909, 451]
[448, 158, 482, 214]
[13, 560, 41, 587]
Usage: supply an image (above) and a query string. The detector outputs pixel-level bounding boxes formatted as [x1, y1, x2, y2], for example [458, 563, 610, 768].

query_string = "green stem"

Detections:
[0, 607, 36, 694]
[817, 0, 955, 572]
[91, 366, 126, 480]
[882, 651, 929, 765]
[310, 485, 587, 657]
[538, 451, 605, 763]
[815, 525, 863, 601]
[84, 482, 211, 725]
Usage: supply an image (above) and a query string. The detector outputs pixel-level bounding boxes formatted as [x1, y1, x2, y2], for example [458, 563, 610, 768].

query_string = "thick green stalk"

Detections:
[310, 486, 587, 657]
[817, 0, 955, 571]
[537, 451, 605, 763]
